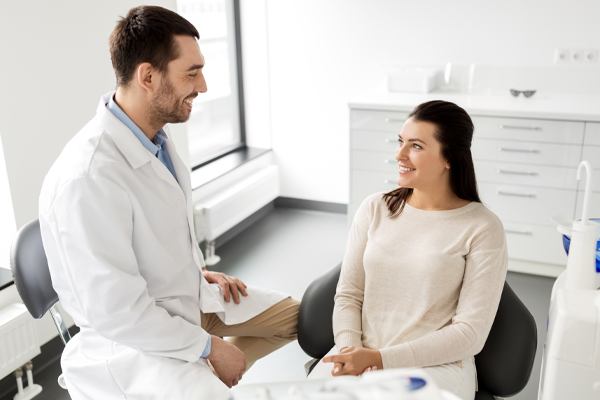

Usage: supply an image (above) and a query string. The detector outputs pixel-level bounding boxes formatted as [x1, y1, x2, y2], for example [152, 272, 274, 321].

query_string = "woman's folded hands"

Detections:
[323, 346, 384, 376]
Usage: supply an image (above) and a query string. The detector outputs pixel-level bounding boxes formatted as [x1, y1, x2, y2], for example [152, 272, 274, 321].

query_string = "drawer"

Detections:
[478, 182, 577, 226]
[474, 160, 578, 190]
[352, 129, 401, 152]
[472, 116, 584, 144]
[351, 170, 398, 204]
[582, 146, 600, 170]
[350, 110, 409, 132]
[575, 192, 600, 219]
[503, 221, 568, 265]
[472, 138, 582, 167]
[352, 150, 398, 173]
[584, 122, 600, 146]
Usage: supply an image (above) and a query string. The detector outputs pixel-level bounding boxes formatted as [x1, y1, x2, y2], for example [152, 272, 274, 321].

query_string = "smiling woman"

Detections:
[311, 101, 508, 400]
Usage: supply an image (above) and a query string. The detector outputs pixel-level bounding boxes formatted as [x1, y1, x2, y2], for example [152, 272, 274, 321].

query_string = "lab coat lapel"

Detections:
[97, 93, 183, 192]
[162, 128, 204, 269]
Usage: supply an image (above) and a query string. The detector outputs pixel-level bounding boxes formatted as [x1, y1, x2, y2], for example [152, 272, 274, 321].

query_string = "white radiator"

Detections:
[194, 165, 279, 265]
[0, 303, 40, 380]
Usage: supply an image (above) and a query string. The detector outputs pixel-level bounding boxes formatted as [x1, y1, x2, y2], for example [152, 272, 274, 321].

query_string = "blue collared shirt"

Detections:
[106, 95, 212, 359]
[106, 95, 178, 182]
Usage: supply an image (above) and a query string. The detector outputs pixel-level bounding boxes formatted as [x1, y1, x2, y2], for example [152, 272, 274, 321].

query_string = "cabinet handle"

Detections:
[505, 229, 533, 236]
[385, 117, 405, 123]
[494, 190, 537, 198]
[496, 168, 539, 176]
[498, 124, 542, 131]
[384, 159, 396, 164]
[497, 147, 540, 154]
[383, 179, 397, 185]
[384, 138, 399, 144]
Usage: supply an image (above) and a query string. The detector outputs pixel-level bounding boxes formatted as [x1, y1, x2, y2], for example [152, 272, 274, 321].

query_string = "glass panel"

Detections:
[177, 0, 242, 165]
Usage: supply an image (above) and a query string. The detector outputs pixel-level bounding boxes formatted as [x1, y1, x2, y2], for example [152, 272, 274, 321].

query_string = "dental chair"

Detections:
[298, 263, 537, 400]
[10, 219, 71, 389]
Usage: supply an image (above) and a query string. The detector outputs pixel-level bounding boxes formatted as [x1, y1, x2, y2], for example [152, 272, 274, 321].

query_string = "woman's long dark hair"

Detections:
[382, 100, 481, 218]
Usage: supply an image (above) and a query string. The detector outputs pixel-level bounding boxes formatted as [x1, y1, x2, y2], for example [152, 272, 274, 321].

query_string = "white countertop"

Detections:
[349, 90, 600, 122]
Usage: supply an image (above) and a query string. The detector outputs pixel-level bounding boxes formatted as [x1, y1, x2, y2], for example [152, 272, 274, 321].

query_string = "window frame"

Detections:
[189, 0, 247, 171]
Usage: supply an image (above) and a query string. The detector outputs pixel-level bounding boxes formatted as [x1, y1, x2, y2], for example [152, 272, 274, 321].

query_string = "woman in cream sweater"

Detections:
[311, 100, 508, 400]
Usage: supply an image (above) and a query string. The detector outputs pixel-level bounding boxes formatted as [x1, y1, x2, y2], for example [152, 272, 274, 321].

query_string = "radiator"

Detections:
[0, 303, 40, 380]
[194, 165, 279, 265]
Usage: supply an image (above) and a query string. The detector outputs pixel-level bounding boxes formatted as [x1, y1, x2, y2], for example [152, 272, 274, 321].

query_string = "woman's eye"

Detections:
[413, 144, 422, 149]
[398, 139, 404, 145]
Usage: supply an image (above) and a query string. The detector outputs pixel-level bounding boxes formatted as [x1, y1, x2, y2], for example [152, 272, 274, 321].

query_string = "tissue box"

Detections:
[385, 67, 441, 93]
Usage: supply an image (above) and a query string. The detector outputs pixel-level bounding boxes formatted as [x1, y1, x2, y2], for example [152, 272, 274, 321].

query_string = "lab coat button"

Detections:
[187, 354, 197, 363]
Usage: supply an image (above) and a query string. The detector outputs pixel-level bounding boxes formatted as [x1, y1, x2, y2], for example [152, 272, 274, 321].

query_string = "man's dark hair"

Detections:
[109, 6, 199, 88]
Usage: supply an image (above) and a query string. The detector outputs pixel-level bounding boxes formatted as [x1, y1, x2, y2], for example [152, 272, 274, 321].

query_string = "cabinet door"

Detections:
[472, 116, 584, 144]
[584, 122, 600, 146]
[472, 138, 582, 167]
[503, 222, 568, 265]
[478, 182, 577, 225]
[474, 160, 578, 190]
[352, 150, 398, 173]
[582, 146, 600, 170]
[351, 129, 400, 152]
[575, 192, 600, 220]
[350, 110, 409, 132]
[351, 170, 398, 204]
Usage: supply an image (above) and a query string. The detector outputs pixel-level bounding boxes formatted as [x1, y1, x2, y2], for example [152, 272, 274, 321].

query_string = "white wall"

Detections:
[0, 132, 16, 269]
[241, 0, 600, 204]
[0, 0, 188, 231]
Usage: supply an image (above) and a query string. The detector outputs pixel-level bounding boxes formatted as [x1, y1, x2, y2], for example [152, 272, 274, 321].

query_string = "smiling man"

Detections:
[38, 6, 299, 400]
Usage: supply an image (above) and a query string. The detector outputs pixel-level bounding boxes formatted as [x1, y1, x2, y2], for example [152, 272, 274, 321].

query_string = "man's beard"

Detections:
[148, 76, 192, 129]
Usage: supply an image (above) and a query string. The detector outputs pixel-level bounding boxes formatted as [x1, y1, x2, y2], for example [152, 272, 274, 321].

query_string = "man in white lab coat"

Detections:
[39, 6, 299, 399]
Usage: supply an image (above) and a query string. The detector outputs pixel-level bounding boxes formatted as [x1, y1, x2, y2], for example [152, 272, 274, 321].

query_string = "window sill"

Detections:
[0, 268, 14, 291]
[190, 147, 271, 190]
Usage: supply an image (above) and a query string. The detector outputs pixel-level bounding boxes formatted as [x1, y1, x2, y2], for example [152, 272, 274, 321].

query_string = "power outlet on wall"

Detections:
[555, 48, 598, 63]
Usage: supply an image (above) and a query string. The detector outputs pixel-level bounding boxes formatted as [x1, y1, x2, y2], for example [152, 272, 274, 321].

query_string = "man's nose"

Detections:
[196, 73, 207, 93]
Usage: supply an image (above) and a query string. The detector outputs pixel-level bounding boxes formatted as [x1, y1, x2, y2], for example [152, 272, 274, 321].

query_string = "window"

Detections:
[177, 0, 245, 167]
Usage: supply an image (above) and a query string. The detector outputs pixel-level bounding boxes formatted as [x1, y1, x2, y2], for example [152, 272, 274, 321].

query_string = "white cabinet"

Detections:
[349, 100, 600, 277]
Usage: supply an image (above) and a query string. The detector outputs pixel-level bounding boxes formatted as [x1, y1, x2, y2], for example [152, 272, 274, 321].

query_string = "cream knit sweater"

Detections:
[333, 192, 508, 369]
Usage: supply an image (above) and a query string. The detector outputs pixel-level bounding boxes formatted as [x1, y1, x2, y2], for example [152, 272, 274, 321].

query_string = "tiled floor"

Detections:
[3, 206, 555, 400]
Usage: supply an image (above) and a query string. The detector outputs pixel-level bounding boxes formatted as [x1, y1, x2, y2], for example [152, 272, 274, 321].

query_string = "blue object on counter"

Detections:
[562, 218, 600, 273]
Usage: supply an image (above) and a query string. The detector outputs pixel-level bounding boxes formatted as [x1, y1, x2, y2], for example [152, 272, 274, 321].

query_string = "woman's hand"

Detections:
[322, 346, 383, 376]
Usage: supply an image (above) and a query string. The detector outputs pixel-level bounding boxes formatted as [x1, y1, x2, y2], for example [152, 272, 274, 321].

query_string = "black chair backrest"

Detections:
[474, 281, 537, 397]
[9, 219, 59, 319]
[298, 263, 537, 398]
[298, 263, 341, 359]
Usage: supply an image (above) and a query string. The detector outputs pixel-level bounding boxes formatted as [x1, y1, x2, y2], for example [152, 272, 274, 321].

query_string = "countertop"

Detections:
[349, 90, 600, 122]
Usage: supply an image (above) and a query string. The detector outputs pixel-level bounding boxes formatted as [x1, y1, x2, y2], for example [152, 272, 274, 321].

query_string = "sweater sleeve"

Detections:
[379, 214, 508, 369]
[332, 196, 373, 350]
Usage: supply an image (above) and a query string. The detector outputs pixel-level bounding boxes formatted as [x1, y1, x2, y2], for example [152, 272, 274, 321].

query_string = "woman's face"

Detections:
[394, 118, 450, 191]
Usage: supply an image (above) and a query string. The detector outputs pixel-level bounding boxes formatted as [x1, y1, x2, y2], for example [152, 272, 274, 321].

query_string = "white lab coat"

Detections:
[39, 92, 287, 400]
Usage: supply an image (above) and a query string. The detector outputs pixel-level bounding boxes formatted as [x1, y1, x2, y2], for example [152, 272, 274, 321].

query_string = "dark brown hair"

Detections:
[382, 100, 481, 218]
[109, 6, 199, 88]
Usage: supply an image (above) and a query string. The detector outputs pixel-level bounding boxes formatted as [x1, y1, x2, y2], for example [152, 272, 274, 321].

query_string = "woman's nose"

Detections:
[395, 145, 407, 161]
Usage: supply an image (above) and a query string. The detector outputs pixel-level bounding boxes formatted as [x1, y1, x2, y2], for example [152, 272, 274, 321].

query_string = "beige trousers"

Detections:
[201, 297, 300, 371]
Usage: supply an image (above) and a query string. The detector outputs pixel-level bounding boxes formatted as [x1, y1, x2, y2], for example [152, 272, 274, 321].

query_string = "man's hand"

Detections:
[202, 270, 248, 303]
[206, 336, 246, 388]
[322, 346, 383, 376]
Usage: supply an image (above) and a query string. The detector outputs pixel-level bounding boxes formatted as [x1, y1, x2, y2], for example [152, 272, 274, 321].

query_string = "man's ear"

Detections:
[136, 62, 157, 94]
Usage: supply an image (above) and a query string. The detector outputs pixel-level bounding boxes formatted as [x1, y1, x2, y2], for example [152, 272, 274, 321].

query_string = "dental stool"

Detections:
[298, 263, 537, 399]
[10, 219, 71, 389]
